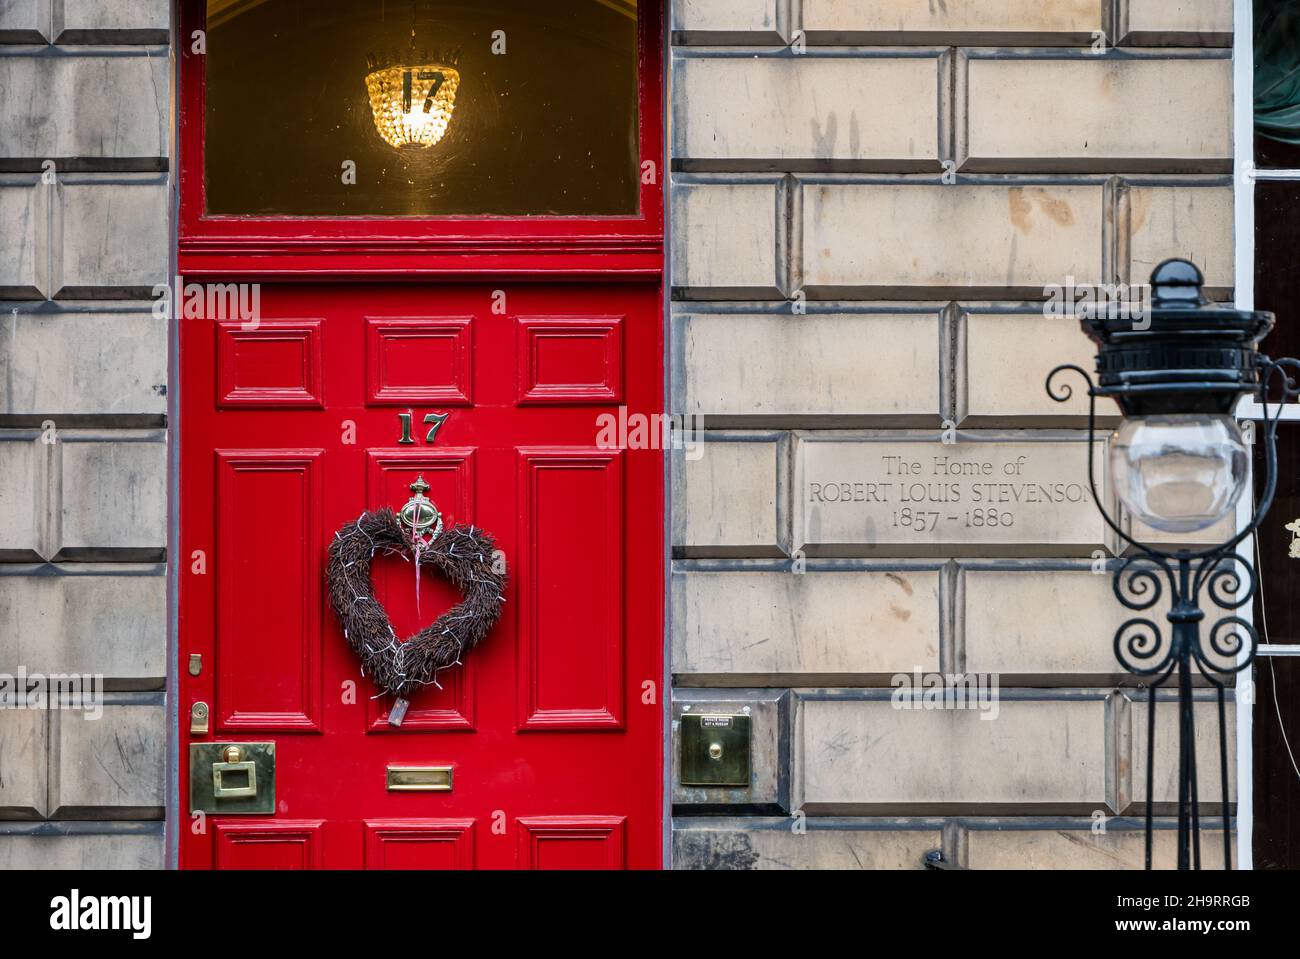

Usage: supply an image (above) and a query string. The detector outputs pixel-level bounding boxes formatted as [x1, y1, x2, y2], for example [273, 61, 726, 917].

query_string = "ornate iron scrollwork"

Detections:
[1043, 351, 1300, 870]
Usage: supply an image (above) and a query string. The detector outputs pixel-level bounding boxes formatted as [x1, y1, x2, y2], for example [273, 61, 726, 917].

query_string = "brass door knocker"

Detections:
[398, 474, 443, 545]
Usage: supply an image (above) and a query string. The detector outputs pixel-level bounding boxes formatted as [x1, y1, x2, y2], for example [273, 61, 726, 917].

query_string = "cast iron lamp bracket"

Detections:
[1045, 258, 1300, 870]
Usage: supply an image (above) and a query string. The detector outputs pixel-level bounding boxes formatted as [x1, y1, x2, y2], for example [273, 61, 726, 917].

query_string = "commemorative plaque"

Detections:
[795, 434, 1110, 556]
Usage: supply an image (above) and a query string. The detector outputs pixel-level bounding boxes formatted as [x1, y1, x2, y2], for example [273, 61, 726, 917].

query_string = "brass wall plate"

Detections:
[680, 713, 751, 787]
[189, 742, 276, 814]
[386, 765, 453, 792]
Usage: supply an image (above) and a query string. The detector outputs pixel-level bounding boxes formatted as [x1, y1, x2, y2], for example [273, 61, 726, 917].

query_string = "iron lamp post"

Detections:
[1046, 258, 1300, 870]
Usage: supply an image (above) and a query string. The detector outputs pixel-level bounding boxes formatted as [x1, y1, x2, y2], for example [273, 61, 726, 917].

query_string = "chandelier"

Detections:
[365, 62, 460, 150]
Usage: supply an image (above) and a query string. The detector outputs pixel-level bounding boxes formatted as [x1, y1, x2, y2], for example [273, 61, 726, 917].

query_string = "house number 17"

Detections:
[397, 411, 450, 445]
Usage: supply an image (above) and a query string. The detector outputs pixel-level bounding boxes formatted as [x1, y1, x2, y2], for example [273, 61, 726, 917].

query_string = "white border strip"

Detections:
[1232, 0, 1255, 871]
[1239, 401, 1300, 420]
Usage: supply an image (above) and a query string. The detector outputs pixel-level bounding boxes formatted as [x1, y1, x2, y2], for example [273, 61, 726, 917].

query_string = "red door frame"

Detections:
[178, 1, 663, 280]
[175, 0, 666, 868]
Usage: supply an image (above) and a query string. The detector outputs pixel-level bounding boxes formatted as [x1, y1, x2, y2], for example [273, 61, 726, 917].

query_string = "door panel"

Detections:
[215, 451, 323, 732]
[516, 316, 624, 404]
[181, 282, 663, 869]
[364, 820, 477, 870]
[516, 449, 625, 730]
[217, 320, 325, 408]
[214, 821, 325, 870]
[517, 816, 627, 870]
[365, 317, 475, 406]
[364, 450, 477, 731]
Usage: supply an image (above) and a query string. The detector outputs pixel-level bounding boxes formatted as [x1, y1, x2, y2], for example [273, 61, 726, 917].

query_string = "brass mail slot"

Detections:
[386, 765, 453, 792]
[189, 742, 276, 815]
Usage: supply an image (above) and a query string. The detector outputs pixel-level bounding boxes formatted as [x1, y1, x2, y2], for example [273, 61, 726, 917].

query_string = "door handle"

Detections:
[212, 745, 258, 799]
[189, 742, 276, 814]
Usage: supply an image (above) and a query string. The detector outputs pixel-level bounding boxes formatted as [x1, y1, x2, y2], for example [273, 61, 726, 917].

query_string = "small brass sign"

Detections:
[680, 713, 751, 787]
[387, 765, 453, 792]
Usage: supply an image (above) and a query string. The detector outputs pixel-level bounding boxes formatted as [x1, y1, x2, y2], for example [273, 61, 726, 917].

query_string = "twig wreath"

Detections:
[326, 477, 506, 722]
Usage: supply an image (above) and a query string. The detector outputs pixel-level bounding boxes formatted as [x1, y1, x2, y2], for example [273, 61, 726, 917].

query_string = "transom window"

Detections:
[204, 0, 640, 216]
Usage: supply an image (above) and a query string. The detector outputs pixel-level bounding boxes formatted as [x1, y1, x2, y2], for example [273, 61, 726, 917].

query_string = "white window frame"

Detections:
[1232, 0, 1300, 869]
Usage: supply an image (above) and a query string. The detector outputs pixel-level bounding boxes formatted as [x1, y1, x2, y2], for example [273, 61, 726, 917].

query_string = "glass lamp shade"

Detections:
[365, 64, 460, 149]
[1108, 414, 1249, 534]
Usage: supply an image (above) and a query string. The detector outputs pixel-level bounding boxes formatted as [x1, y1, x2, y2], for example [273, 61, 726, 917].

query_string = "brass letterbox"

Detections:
[189, 742, 276, 815]
[680, 713, 751, 787]
[386, 765, 453, 792]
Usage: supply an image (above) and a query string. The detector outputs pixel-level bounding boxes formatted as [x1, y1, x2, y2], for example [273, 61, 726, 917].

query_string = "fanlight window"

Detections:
[203, 0, 640, 216]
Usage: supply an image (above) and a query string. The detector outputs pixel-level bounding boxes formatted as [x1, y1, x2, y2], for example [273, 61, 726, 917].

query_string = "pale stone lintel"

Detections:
[0, 828, 164, 869]
[671, 0, 792, 45]
[674, 432, 791, 558]
[799, 0, 1106, 47]
[1117, 0, 1233, 48]
[49, 698, 166, 820]
[0, 428, 167, 562]
[672, 564, 946, 684]
[672, 817, 944, 869]
[670, 817, 1232, 869]
[959, 53, 1232, 175]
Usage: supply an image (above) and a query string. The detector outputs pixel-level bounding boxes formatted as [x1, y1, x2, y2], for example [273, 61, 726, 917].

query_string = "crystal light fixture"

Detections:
[1108, 413, 1249, 534]
[365, 62, 460, 150]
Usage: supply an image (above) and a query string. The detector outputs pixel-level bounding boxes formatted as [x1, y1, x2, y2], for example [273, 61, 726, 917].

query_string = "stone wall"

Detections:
[0, 0, 170, 867]
[668, 0, 1237, 868]
[0, 0, 1242, 871]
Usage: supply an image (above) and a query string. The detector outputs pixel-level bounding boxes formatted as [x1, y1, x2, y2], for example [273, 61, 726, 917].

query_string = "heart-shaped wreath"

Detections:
[326, 482, 506, 705]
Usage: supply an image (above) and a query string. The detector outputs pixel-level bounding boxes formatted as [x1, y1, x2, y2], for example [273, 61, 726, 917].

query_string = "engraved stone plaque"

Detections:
[795, 433, 1110, 556]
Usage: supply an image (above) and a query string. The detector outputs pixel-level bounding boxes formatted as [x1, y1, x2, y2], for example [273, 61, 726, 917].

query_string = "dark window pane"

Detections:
[1255, 0, 1300, 167]
[1255, 131, 1300, 169]
[205, 0, 640, 216]
[1251, 422, 1300, 869]
[1255, 181, 1300, 870]
[1255, 182, 1300, 359]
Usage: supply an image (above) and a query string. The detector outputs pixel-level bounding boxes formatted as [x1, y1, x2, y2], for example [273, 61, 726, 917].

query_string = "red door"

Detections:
[177, 1, 664, 869]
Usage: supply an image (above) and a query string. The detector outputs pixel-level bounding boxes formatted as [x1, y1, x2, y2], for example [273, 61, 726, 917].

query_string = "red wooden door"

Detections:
[180, 282, 662, 868]
[177, 1, 664, 869]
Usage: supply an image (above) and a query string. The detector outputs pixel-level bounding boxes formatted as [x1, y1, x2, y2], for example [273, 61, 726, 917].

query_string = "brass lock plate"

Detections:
[189, 701, 209, 735]
[189, 742, 276, 814]
[680, 713, 751, 787]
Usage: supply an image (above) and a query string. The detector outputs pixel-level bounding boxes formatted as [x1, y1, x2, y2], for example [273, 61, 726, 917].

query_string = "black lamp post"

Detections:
[1046, 258, 1300, 871]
